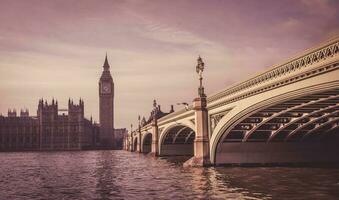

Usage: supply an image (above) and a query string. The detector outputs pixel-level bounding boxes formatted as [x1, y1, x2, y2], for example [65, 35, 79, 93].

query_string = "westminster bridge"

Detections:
[124, 36, 339, 166]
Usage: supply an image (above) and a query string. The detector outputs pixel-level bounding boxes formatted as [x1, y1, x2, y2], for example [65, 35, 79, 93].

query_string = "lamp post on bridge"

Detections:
[184, 56, 211, 167]
[138, 115, 142, 153]
[196, 56, 206, 98]
[150, 99, 159, 156]
[130, 123, 133, 152]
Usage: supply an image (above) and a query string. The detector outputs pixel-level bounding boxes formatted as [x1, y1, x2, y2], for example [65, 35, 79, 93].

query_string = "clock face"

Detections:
[101, 83, 111, 94]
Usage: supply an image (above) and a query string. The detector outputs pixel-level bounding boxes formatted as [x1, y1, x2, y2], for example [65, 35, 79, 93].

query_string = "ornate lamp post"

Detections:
[184, 56, 211, 167]
[151, 99, 159, 156]
[152, 99, 158, 119]
[196, 56, 206, 97]
[138, 115, 142, 153]
[138, 115, 141, 131]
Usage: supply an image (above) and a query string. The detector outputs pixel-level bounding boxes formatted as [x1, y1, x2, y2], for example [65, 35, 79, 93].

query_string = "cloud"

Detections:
[301, 0, 336, 18]
[0, 0, 338, 128]
[140, 23, 212, 47]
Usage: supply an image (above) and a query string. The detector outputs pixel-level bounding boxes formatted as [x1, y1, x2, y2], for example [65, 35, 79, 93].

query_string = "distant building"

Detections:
[0, 99, 99, 151]
[0, 55, 127, 151]
[114, 128, 127, 149]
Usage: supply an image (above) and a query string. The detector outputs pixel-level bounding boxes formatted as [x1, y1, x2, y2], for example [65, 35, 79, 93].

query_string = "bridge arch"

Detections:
[141, 132, 152, 153]
[159, 121, 195, 156]
[210, 82, 339, 165]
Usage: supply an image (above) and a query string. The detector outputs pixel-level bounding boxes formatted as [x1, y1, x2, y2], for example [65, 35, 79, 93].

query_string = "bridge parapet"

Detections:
[144, 37, 339, 125]
[207, 37, 339, 106]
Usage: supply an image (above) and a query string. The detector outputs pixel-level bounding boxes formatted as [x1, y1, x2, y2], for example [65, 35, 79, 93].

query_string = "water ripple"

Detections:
[0, 151, 338, 199]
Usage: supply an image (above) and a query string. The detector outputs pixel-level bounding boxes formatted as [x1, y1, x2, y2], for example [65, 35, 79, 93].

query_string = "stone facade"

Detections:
[114, 128, 127, 149]
[0, 99, 99, 151]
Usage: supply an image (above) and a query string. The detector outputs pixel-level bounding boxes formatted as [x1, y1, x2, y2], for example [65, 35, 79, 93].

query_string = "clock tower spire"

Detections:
[103, 53, 110, 71]
[99, 54, 114, 149]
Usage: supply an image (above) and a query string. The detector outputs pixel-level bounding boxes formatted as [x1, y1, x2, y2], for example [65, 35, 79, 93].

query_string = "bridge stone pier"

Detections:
[125, 36, 339, 166]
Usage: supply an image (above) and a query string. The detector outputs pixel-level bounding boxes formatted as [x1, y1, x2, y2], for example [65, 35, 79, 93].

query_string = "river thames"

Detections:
[0, 151, 338, 200]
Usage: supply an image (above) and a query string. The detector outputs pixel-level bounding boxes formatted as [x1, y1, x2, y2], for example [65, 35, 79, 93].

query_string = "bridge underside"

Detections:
[160, 125, 195, 156]
[142, 133, 152, 153]
[216, 88, 339, 165]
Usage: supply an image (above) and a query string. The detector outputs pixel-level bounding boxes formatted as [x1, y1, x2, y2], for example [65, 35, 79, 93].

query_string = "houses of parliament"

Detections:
[0, 56, 126, 151]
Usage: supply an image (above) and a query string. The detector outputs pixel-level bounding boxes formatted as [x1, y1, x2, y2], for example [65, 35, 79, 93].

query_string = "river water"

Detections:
[0, 151, 338, 200]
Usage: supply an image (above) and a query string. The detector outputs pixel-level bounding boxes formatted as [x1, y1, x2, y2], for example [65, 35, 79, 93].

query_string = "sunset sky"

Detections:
[0, 0, 338, 128]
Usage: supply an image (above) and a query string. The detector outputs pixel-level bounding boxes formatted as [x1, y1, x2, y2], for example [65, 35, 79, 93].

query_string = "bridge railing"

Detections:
[139, 36, 339, 129]
[207, 36, 339, 103]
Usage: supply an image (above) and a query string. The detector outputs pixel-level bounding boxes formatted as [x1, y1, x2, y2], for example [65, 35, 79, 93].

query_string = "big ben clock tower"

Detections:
[99, 54, 114, 149]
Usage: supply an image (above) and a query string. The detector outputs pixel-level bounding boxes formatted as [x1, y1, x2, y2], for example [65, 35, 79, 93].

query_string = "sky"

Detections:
[0, 0, 338, 128]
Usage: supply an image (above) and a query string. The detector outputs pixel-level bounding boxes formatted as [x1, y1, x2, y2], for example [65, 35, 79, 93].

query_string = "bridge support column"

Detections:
[184, 96, 211, 167]
[150, 120, 159, 156]
[125, 137, 129, 151]
[130, 134, 133, 151]
[126, 137, 129, 151]
[137, 131, 142, 153]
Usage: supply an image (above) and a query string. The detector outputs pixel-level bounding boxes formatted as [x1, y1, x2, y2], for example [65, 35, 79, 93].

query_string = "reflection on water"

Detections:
[0, 151, 338, 199]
